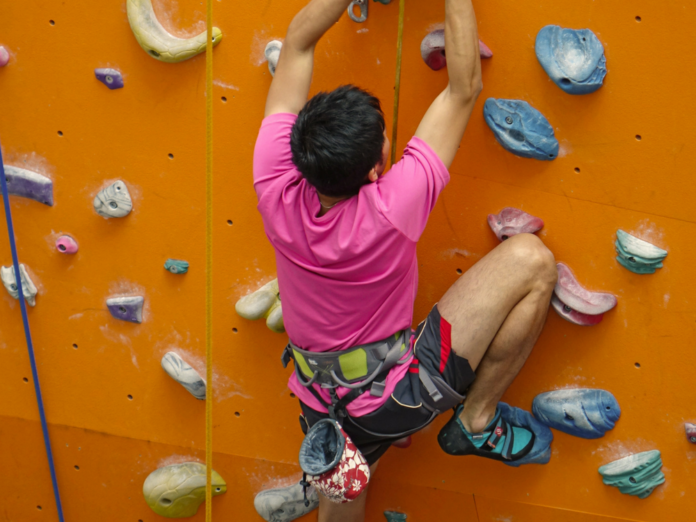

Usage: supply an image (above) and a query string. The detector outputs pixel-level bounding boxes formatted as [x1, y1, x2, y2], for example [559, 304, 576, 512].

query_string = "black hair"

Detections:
[290, 85, 386, 197]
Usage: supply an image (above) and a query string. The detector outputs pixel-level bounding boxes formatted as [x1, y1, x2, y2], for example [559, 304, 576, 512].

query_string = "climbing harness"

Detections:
[205, 0, 214, 519]
[0, 144, 65, 521]
[390, 0, 406, 166]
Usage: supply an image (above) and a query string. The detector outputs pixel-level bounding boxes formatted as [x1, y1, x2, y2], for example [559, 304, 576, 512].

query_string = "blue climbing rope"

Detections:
[0, 141, 66, 522]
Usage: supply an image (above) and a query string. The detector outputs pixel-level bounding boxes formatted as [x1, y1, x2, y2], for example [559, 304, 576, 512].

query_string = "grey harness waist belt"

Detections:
[282, 330, 411, 397]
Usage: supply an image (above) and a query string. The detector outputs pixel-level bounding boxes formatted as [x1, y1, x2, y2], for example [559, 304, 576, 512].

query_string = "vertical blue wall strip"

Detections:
[0, 142, 66, 522]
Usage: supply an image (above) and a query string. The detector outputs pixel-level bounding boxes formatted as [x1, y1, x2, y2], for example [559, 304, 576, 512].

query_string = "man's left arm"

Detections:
[265, 0, 353, 118]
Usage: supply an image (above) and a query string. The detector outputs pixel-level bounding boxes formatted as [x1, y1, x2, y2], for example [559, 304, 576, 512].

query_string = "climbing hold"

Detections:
[94, 68, 124, 90]
[235, 279, 285, 333]
[106, 296, 144, 323]
[551, 263, 617, 326]
[161, 352, 205, 400]
[0, 46, 9, 67]
[532, 389, 621, 439]
[384, 512, 407, 522]
[55, 235, 79, 254]
[3, 165, 54, 206]
[93, 180, 132, 218]
[535, 25, 607, 95]
[347, 0, 368, 23]
[615, 229, 667, 275]
[126, 0, 222, 63]
[420, 29, 492, 71]
[264, 40, 282, 77]
[143, 462, 226, 518]
[164, 259, 189, 274]
[1, 264, 38, 307]
[685, 423, 696, 444]
[483, 99, 559, 160]
[254, 482, 319, 522]
[487, 207, 544, 241]
[598, 450, 665, 499]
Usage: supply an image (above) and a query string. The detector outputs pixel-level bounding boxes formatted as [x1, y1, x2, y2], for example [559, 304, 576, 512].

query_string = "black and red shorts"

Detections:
[299, 304, 476, 465]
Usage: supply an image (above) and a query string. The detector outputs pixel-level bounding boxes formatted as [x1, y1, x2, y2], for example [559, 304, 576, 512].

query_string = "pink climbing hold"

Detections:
[686, 423, 696, 444]
[487, 207, 544, 241]
[55, 235, 79, 254]
[552, 263, 617, 326]
[420, 29, 492, 71]
[392, 436, 412, 449]
[0, 46, 9, 67]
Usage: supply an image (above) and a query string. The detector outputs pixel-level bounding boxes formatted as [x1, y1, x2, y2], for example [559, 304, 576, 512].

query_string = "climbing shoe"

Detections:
[438, 403, 535, 462]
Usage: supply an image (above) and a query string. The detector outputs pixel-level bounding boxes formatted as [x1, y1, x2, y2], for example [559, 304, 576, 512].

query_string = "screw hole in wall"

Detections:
[221, 96, 227, 102]
[127, 394, 133, 400]
[73, 343, 78, 349]
[234, 411, 240, 417]
[49, 20, 55, 25]
[456, 268, 462, 275]
[290, 393, 296, 398]
[168, 153, 174, 159]
[226, 220, 233, 226]
[232, 327, 238, 333]
[574, 167, 580, 173]
[635, 362, 641, 368]
[74, 465, 80, 470]
[23, 377, 28, 383]
[57, 131, 63, 136]
[37, 505, 42, 510]
[635, 135, 642, 141]
[635, 16, 642, 22]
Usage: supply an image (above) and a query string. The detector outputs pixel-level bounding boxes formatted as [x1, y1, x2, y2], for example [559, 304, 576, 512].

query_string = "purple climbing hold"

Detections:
[0, 46, 9, 67]
[94, 68, 124, 90]
[487, 207, 544, 241]
[420, 29, 492, 71]
[106, 296, 144, 323]
[4, 165, 54, 206]
[55, 235, 79, 254]
[686, 423, 696, 444]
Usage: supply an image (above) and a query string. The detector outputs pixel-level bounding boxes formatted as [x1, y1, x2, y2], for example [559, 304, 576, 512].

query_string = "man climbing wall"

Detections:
[253, 0, 557, 520]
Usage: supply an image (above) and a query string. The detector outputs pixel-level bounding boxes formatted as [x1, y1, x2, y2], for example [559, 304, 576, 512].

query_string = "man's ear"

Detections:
[367, 168, 379, 183]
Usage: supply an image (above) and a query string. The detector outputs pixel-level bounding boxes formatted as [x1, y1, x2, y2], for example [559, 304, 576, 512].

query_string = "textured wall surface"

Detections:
[1, 0, 694, 521]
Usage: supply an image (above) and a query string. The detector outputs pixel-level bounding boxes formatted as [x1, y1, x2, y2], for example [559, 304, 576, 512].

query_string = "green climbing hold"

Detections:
[384, 511, 407, 522]
[164, 259, 189, 274]
[598, 450, 665, 499]
[615, 230, 667, 275]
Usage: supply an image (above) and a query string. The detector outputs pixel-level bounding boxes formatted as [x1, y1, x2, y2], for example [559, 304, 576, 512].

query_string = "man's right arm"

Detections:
[414, 0, 482, 169]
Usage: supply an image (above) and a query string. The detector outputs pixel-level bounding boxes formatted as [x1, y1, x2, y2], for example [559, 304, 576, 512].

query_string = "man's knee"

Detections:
[504, 234, 557, 288]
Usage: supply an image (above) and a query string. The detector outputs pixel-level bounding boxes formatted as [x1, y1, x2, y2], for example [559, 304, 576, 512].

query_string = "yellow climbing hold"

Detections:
[126, 0, 222, 63]
[235, 278, 285, 333]
[142, 462, 226, 518]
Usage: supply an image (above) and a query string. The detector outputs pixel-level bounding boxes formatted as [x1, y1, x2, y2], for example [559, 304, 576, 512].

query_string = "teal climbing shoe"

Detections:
[438, 404, 535, 462]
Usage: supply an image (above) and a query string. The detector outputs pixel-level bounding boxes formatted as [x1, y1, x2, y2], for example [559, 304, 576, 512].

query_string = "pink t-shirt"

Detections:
[253, 112, 449, 416]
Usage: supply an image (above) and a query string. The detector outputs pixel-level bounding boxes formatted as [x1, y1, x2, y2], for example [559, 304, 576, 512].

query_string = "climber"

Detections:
[253, 0, 557, 519]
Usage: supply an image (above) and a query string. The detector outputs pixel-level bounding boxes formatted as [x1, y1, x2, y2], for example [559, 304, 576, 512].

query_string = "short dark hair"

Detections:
[290, 85, 385, 197]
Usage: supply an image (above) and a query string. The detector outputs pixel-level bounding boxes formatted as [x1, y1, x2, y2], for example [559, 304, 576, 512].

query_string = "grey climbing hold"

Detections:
[532, 389, 621, 439]
[106, 296, 144, 323]
[1, 264, 38, 306]
[254, 482, 319, 522]
[93, 180, 132, 218]
[483, 99, 559, 160]
[535, 25, 606, 95]
[347, 0, 368, 23]
[164, 259, 189, 274]
[384, 512, 407, 522]
[685, 423, 696, 444]
[94, 68, 124, 90]
[264, 41, 282, 77]
[4, 165, 54, 206]
[615, 230, 667, 275]
[161, 352, 205, 400]
[598, 450, 665, 499]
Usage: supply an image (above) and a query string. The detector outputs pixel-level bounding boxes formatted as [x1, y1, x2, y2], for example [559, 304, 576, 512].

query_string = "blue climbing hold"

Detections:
[535, 25, 607, 95]
[483, 99, 559, 161]
[532, 389, 621, 439]
[498, 402, 553, 467]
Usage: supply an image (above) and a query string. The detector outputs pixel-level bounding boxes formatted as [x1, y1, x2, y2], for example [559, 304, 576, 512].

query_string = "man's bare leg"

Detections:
[437, 234, 557, 434]
[317, 461, 378, 522]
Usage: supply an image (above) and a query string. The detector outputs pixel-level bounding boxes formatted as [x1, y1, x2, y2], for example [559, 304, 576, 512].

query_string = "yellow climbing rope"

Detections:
[390, 0, 406, 166]
[205, 0, 214, 519]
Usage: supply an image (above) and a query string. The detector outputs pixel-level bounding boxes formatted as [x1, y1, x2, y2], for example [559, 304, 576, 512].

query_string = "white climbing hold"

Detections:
[254, 482, 319, 522]
[127, 0, 223, 63]
[1, 264, 38, 306]
[235, 278, 285, 333]
[161, 352, 206, 400]
[264, 40, 282, 76]
[93, 180, 133, 218]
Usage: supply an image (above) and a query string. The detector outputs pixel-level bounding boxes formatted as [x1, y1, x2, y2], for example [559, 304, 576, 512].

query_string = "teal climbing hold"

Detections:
[164, 259, 189, 274]
[384, 511, 407, 522]
[598, 450, 665, 499]
[615, 230, 667, 274]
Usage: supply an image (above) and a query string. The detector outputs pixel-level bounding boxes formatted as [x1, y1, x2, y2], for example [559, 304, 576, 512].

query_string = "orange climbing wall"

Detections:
[0, 0, 694, 521]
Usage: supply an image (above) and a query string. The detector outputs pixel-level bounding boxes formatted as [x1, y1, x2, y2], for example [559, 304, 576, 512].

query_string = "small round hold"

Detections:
[55, 235, 79, 254]
[0, 46, 9, 67]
